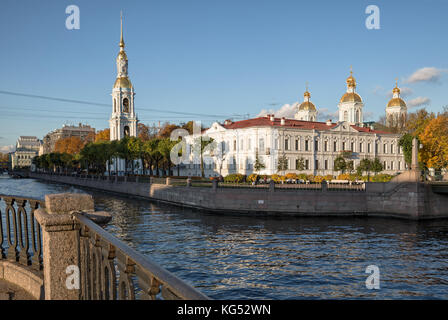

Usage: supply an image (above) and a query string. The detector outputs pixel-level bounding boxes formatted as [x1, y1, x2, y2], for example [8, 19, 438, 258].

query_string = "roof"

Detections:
[220, 116, 393, 134]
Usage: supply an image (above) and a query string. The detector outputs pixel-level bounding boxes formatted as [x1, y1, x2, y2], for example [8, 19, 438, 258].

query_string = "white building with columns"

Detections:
[109, 14, 139, 174]
[386, 82, 407, 128]
[180, 70, 407, 177]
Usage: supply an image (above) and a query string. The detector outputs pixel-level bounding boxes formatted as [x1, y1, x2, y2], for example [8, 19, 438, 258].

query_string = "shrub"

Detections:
[306, 174, 315, 182]
[337, 174, 350, 180]
[297, 173, 308, 181]
[271, 174, 282, 183]
[247, 174, 258, 182]
[313, 175, 325, 183]
[324, 174, 334, 181]
[285, 173, 298, 180]
[370, 174, 393, 182]
[224, 173, 246, 183]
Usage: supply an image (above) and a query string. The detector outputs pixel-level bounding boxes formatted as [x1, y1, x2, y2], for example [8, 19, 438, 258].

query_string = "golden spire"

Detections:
[304, 81, 310, 97]
[119, 11, 125, 50]
[393, 78, 400, 95]
[346, 65, 356, 88]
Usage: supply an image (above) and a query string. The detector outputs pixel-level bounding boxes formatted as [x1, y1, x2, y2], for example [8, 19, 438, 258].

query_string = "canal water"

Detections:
[1, 175, 448, 299]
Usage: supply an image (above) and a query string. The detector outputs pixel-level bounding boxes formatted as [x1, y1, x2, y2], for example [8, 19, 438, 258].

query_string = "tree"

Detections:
[158, 138, 178, 176]
[419, 115, 448, 170]
[54, 136, 85, 154]
[398, 133, 414, 167]
[253, 151, 266, 174]
[277, 153, 288, 175]
[405, 108, 435, 136]
[357, 158, 373, 179]
[371, 158, 383, 175]
[334, 155, 346, 173]
[95, 129, 110, 142]
[192, 136, 214, 178]
[138, 123, 151, 141]
[295, 157, 305, 172]
[158, 123, 180, 139]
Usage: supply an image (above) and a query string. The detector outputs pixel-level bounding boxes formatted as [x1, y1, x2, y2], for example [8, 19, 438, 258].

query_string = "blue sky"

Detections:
[1, 0, 448, 151]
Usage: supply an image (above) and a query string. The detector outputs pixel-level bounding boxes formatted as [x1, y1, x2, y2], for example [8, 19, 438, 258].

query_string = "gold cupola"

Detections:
[340, 66, 362, 103]
[387, 80, 406, 108]
[298, 84, 316, 111]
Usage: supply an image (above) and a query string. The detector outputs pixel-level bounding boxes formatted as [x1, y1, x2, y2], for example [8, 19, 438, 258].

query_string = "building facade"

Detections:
[11, 136, 42, 169]
[386, 81, 407, 128]
[180, 71, 407, 177]
[43, 123, 95, 154]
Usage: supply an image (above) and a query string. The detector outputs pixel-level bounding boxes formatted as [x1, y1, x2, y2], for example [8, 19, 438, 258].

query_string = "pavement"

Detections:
[0, 280, 35, 300]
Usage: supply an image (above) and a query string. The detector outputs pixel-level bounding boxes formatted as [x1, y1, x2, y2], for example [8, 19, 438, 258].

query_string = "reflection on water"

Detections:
[2, 176, 448, 299]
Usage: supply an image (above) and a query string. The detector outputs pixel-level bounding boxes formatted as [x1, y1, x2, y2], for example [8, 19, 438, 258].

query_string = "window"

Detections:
[233, 140, 237, 151]
[344, 111, 348, 122]
[123, 98, 130, 113]
[305, 159, 309, 170]
[315, 160, 319, 170]
[324, 141, 328, 152]
[315, 140, 319, 151]
[295, 139, 299, 151]
[259, 137, 265, 152]
[124, 126, 130, 137]
[285, 138, 289, 150]
[324, 159, 328, 170]
[359, 143, 363, 153]
[391, 161, 394, 170]
[305, 140, 309, 151]
[383, 144, 387, 154]
[398, 161, 401, 170]
[342, 142, 346, 150]
[368, 143, 371, 153]
[390, 144, 394, 154]
[334, 141, 337, 152]
[351, 142, 354, 151]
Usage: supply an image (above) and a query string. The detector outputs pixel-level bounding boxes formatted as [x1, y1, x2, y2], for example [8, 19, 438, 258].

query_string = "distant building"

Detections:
[11, 136, 42, 169]
[386, 81, 407, 128]
[43, 123, 95, 154]
[180, 70, 407, 177]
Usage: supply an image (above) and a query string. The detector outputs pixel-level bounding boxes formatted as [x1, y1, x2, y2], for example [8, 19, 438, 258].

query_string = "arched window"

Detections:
[123, 98, 130, 113]
[124, 126, 130, 137]
[114, 99, 117, 113]
[355, 110, 360, 123]
[343, 111, 348, 122]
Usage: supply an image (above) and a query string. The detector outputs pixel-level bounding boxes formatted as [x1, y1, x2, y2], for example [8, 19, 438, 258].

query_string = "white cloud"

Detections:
[257, 103, 298, 119]
[405, 67, 446, 84]
[407, 96, 431, 108]
[0, 145, 15, 153]
[317, 108, 339, 121]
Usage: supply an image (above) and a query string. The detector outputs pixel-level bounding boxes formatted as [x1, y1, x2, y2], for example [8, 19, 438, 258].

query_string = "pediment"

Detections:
[329, 122, 359, 133]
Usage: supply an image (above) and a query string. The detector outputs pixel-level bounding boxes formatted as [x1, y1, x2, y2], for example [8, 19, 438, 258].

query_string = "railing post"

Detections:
[186, 177, 192, 187]
[166, 177, 171, 185]
[269, 180, 275, 192]
[34, 193, 94, 300]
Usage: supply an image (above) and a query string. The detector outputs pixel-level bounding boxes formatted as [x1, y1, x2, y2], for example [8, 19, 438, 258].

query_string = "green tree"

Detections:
[334, 155, 346, 173]
[357, 158, 373, 180]
[371, 158, 383, 175]
[192, 136, 214, 178]
[253, 151, 266, 173]
[277, 153, 288, 175]
[295, 157, 305, 171]
[398, 133, 414, 166]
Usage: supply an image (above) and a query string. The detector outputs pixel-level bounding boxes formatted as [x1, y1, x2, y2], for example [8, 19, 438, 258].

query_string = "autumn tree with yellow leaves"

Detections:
[418, 115, 448, 169]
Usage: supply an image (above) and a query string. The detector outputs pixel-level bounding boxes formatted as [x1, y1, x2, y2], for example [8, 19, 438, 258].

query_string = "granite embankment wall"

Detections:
[29, 173, 448, 220]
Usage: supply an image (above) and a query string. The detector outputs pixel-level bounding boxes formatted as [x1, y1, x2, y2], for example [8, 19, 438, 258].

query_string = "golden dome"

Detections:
[298, 101, 316, 111]
[392, 86, 400, 94]
[387, 97, 406, 108]
[114, 77, 133, 89]
[340, 92, 362, 103]
[304, 91, 311, 98]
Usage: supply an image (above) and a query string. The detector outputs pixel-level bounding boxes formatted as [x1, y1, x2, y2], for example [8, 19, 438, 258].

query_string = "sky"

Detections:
[1, 0, 448, 152]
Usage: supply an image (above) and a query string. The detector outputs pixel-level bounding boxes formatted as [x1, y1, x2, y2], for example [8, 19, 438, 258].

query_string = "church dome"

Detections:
[387, 97, 406, 108]
[340, 92, 362, 103]
[114, 77, 133, 89]
[298, 101, 316, 111]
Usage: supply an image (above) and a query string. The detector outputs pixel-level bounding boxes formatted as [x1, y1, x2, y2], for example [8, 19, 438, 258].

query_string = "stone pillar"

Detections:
[34, 193, 94, 300]
[411, 137, 420, 171]
[166, 177, 171, 185]
[186, 177, 192, 187]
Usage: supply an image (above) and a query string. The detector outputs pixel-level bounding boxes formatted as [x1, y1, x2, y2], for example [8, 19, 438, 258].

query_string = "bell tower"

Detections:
[109, 12, 138, 141]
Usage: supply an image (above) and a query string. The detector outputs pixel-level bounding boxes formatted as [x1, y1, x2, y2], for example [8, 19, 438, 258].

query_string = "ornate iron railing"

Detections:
[76, 213, 209, 300]
[0, 195, 44, 272]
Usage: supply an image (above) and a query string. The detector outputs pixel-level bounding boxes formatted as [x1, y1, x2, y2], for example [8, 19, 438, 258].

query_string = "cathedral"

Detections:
[109, 15, 138, 174]
[180, 70, 407, 177]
